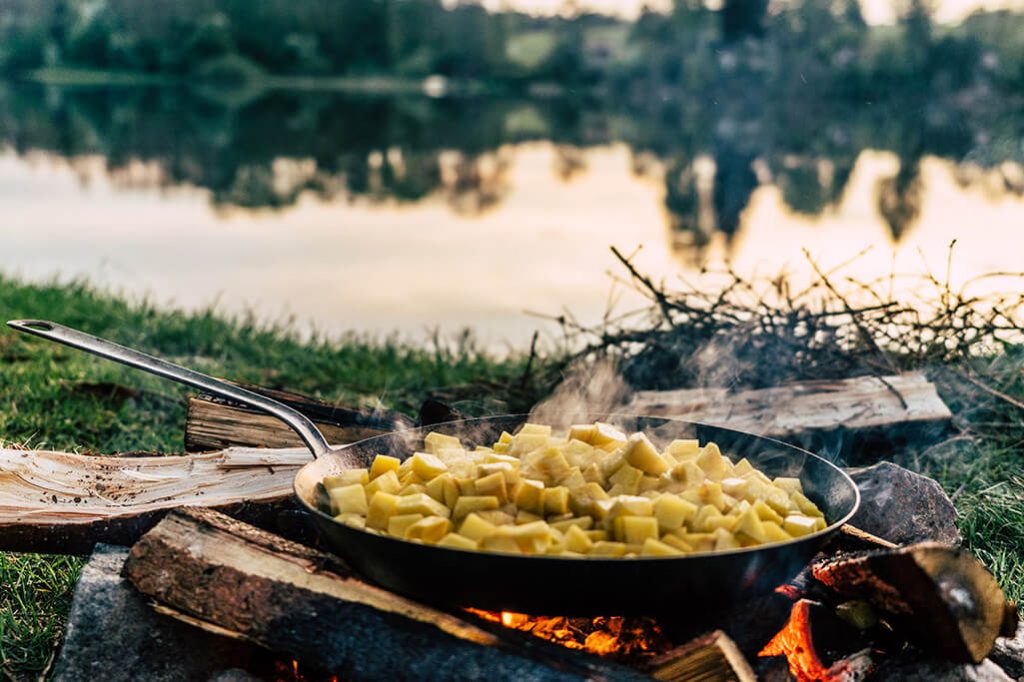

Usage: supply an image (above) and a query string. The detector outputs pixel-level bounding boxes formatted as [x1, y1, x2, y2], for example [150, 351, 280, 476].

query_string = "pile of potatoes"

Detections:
[320, 422, 827, 558]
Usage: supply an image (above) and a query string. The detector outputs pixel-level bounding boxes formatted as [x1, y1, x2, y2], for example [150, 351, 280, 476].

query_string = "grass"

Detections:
[0, 275, 541, 681]
[0, 274, 1021, 678]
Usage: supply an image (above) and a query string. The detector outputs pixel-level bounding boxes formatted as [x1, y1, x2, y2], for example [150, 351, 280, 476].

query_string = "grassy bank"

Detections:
[0, 275, 1022, 679]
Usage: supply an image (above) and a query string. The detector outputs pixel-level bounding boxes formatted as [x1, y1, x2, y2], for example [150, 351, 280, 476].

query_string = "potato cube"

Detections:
[563, 439, 596, 466]
[581, 462, 606, 485]
[696, 443, 730, 480]
[335, 513, 366, 529]
[569, 482, 609, 517]
[753, 500, 784, 525]
[784, 515, 820, 537]
[670, 461, 705, 486]
[410, 452, 448, 481]
[425, 473, 460, 509]
[653, 495, 698, 533]
[516, 509, 544, 525]
[608, 463, 643, 495]
[399, 484, 427, 496]
[641, 538, 682, 556]
[387, 513, 424, 537]
[564, 525, 594, 553]
[615, 516, 660, 545]
[550, 516, 594, 533]
[395, 493, 450, 518]
[452, 495, 499, 520]
[480, 531, 523, 553]
[508, 521, 552, 553]
[366, 469, 401, 496]
[323, 469, 369, 489]
[437, 533, 478, 550]
[732, 458, 754, 476]
[558, 468, 587, 490]
[735, 506, 768, 543]
[674, 531, 715, 551]
[765, 488, 793, 517]
[369, 455, 402, 480]
[773, 477, 803, 495]
[588, 541, 628, 557]
[459, 513, 498, 541]
[791, 492, 824, 517]
[623, 433, 670, 475]
[712, 527, 740, 550]
[665, 439, 701, 459]
[693, 504, 724, 532]
[497, 431, 514, 445]
[475, 471, 509, 504]
[721, 477, 749, 497]
[638, 476, 663, 493]
[406, 516, 452, 543]
[705, 514, 739, 532]
[584, 530, 610, 542]
[518, 423, 552, 437]
[527, 447, 573, 485]
[424, 432, 462, 454]
[568, 424, 598, 443]
[514, 479, 545, 514]
[610, 495, 654, 519]
[592, 422, 628, 450]
[542, 486, 570, 515]
[763, 521, 791, 542]
[479, 462, 520, 488]
[366, 491, 400, 530]
[698, 482, 727, 511]
[509, 433, 550, 457]
[329, 484, 368, 515]
[476, 510, 515, 526]
[660, 534, 694, 552]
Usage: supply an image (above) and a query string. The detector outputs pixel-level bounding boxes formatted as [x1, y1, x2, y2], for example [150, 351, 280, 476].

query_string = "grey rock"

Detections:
[53, 545, 254, 682]
[991, 622, 1024, 681]
[846, 461, 961, 545]
[873, 657, 1013, 681]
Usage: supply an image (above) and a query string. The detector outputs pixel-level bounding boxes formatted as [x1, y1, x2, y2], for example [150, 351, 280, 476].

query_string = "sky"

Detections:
[490, 0, 1024, 25]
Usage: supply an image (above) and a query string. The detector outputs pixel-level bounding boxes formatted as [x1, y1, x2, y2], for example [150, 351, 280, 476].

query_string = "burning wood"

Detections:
[759, 599, 874, 682]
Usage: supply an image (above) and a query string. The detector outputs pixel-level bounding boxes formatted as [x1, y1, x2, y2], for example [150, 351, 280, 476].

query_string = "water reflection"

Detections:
[1, 81, 1023, 344]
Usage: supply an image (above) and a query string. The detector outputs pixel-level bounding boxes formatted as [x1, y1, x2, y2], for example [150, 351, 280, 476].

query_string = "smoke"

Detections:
[528, 358, 631, 427]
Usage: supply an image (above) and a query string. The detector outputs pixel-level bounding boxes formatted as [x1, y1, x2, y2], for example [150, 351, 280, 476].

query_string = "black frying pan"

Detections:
[8, 320, 860, 615]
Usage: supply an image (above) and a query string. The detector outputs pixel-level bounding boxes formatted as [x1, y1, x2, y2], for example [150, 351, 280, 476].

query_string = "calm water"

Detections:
[2, 82, 1023, 347]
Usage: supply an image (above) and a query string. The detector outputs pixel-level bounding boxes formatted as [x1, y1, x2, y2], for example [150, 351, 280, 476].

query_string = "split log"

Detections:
[185, 383, 413, 452]
[0, 446, 304, 553]
[811, 542, 1017, 663]
[124, 507, 647, 681]
[643, 630, 756, 682]
[625, 372, 951, 460]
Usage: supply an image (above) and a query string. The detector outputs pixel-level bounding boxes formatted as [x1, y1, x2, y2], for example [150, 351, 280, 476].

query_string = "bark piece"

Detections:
[626, 373, 951, 460]
[643, 630, 756, 681]
[123, 507, 646, 681]
[812, 542, 1012, 663]
[185, 383, 413, 452]
[847, 461, 961, 545]
[0, 446, 302, 553]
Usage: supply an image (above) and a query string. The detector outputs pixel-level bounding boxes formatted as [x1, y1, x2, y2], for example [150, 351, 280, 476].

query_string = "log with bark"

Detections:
[811, 542, 1018, 663]
[185, 382, 413, 452]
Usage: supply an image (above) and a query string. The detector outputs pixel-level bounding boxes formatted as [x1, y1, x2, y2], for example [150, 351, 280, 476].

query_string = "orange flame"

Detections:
[465, 609, 672, 659]
[759, 599, 830, 681]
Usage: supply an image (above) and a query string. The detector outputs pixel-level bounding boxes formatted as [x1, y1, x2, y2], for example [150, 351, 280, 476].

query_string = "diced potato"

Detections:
[753, 500, 784, 525]
[323, 469, 369, 489]
[610, 495, 654, 519]
[514, 479, 545, 514]
[653, 495, 698, 533]
[508, 521, 552, 553]
[584, 529, 610, 542]
[615, 516, 660, 545]
[670, 460, 705, 486]
[784, 515, 820, 537]
[638, 476, 663, 493]
[424, 432, 461, 454]
[480, 533, 523, 554]
[608, 463, 643, 495]
[425, 473, 460, 509]
[475, 471, 509, 503]
[661, 534, 694, 552]
[452, 495, 499, 520]
[564, 524, 594, 553]
[698, 482, 727, 511]
[704, 514, 739, 532]
[396, 492, 451, 518]
[388, 513, 424, 537]
[623, 433, 670, 475]
[399, 483, 427, 496]
[519, 423, 552, 437]
[791, 492, 824, 517]
[773, 477, 803, 495]
[589, 541, 628, 557]
[676, 531, 716, 552]
[438, 533, 478, 550]
[516, 509, 544, 525]
[476, 510, 515, 526]
[479, 462, 520, 488]
[528, 447, 573, 484]
[509, 433, 550, 457]
[366, 469, 401, 496]
[542, 486, 570, 515]
[732, 458, 754, 476]
[693, 504, 724, 532]
[735, 506, 768, 543]
[696, 443, 730, 480]
[721, 477, 749, 497]
[712, 527, 740, 550]
[550, 516, 594, 532]
[569, 482, 609, 517]
[558, 468, 587, 490]
[406, 516, 452, 543]
[329, 484, 368, 515]
[411, 452, 448, 481]
[369, 455, 402, 480]
[335, 512, 366, 529]
[366, 491, 399, 530]
[568, 424, 598, 443]
[665, 439, 701, 459]
[641, 538, 682, 556]
[459, 513, 498, 541]
[591, 422, 628, 450]
[763, 521, 792, 542]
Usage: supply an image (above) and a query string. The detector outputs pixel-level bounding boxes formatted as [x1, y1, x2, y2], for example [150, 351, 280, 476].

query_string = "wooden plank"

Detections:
[625, 372, 951, 456]
[123, 507, 648, 681]
[643, 630, 756, 681]
[184, 383, 413, 452]
[0, 446, 302, 553]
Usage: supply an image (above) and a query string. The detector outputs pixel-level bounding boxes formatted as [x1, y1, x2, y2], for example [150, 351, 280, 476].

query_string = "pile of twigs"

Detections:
[542, 245, 1024, 392]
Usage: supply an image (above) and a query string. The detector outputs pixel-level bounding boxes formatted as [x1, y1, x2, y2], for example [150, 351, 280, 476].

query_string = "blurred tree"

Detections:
[720, 0, 768, 40]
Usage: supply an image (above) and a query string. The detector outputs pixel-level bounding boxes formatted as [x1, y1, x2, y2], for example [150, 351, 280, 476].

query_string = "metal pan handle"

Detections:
[6, 319, 332, 459]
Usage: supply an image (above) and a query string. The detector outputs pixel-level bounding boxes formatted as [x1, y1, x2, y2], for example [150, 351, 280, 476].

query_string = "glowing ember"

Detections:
[759, 600, 830, 681]
[272, 659, 338, 682]
[465, 609, 673, 659]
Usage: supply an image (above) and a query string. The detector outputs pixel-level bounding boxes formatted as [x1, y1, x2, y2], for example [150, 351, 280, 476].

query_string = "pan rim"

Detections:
[293, 413, 861, 562]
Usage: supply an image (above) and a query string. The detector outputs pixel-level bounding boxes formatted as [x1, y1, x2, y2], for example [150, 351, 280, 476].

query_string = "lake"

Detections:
[2, 82, 1023, 348]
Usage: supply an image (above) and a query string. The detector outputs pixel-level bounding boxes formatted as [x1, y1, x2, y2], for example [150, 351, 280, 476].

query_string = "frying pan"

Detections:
[8, 320, 860, 615]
